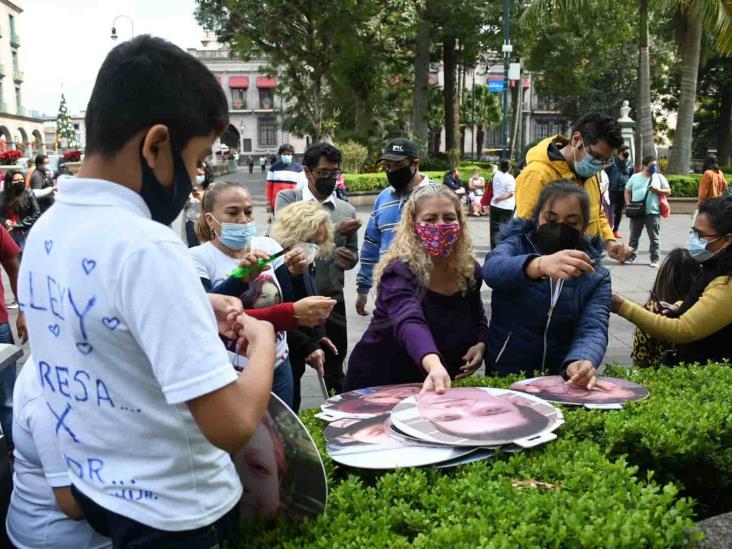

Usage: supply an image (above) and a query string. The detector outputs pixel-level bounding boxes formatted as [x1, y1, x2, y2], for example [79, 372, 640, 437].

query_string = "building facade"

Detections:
[187, 37, 308, 160]
[0, 0, 45, 156]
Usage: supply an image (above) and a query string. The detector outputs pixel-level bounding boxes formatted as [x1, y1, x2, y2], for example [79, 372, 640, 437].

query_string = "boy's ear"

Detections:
[141, 125, 172, 169]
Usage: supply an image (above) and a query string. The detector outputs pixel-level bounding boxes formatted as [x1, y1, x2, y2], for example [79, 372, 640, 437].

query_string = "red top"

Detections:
[244, 302, 297, 332]
[0, 226, 21, 324]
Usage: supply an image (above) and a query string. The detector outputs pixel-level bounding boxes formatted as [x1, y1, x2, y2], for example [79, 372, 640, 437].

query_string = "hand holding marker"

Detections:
[230, 248, 290, 279]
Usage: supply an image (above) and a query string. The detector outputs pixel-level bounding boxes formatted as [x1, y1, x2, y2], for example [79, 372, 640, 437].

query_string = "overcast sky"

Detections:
[21, 0, 204, 116]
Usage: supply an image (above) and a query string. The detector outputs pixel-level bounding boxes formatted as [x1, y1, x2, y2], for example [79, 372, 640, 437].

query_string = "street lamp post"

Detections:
[501, 0, 511, 160]
[111, 15, 135, 41]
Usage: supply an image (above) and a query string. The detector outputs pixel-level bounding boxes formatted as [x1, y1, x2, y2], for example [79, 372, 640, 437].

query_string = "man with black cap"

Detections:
[355, 138, 431, 316]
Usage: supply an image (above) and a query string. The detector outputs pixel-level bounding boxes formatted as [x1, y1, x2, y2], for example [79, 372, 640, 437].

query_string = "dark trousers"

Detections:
[248, 164, 254, 173]
[609, 190, 626, 232]
[489, 206, 514, 249]
[72, 485, 239, 548]
[629, 214, 661, 263]
[323, 298, 347, 395]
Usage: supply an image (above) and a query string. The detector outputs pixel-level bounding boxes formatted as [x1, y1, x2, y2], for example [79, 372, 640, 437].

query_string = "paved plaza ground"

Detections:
[4, 169, 696, 411]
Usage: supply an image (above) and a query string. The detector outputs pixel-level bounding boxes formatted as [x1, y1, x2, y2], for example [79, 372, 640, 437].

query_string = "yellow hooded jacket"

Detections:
[514, 135, 614, 242]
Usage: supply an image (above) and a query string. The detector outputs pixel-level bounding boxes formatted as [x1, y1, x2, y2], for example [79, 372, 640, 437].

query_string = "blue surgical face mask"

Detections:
[573, 141, 604, 178]
[195, 174, 206, 185]
[687, 231, 720, 263]
[280, 154, 293, 165]
[647, 165, 657, 175]
[212, 216, 256, 250]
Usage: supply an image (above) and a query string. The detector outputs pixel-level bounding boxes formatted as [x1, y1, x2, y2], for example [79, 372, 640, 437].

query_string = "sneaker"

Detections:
[649, 261, 659, 268]
[626, 256, 637, 265]
[613, 231, 622, 239]
[7, 298, 17, 309]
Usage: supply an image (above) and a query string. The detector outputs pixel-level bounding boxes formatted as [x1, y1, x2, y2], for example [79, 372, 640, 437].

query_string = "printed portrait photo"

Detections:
[390, 387, 562, 447]
[509, 376, 649, 406]
[233, 393, 327, 519]
[321, 383, 422, 419]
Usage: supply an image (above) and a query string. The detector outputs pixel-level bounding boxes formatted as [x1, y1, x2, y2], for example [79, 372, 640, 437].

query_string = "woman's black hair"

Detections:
[532, 179, 590, 230]
[679, 196, 732, 315]
[702, 154, 719, 173]
[195, 180, 249, 243]
[1, 170, 28, 212]
[651, 248, 700, 303]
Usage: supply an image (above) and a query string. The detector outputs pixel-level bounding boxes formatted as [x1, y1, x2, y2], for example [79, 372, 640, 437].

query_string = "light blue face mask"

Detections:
[687, 231, 720, 263]
[280, 154, 293, 165]
[195, 174, 206, 185]
[212, 216, 256, 251]
[573, 140, 604, 178]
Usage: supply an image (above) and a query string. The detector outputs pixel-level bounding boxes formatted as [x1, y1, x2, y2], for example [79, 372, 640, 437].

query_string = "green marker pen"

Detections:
[230, 247, 290, 279]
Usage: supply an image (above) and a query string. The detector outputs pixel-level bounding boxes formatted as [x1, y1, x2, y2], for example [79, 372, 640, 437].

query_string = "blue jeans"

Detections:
[271, 358, 294, 409]
[0, 323, 16, 446]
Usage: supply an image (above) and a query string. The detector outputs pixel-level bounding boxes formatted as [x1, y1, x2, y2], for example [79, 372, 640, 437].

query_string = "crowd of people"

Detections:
[0, 35, 730, 547]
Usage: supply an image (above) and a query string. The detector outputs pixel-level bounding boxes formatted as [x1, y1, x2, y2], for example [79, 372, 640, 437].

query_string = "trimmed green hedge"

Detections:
[238, 365, 732, 546]
[347, 171, 727, 198]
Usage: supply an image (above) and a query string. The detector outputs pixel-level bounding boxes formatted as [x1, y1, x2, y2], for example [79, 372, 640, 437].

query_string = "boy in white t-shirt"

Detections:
[17, 35, 275, 546]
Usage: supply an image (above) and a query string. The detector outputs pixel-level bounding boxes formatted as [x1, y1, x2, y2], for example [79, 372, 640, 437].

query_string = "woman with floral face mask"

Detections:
[482, 180, 611, 388]
[345, 184, 487, 394]
[612, 196, 732, 366]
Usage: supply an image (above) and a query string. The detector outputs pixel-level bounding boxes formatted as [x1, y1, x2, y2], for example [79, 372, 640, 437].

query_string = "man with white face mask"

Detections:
[514, 112, 633, 264]
[265, 143, 307, 218]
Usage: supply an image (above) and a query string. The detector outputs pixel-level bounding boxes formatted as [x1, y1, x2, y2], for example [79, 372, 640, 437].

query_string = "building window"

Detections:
[534, 93, 558, 112]
[257, 117, 276, 147]
[11, 50, 18, 73]
[8, 14, 15, 34]
[231, 88, 247, 110]
[533, 119, 564, 141]
[259, 88, 274, 110]
[15, 86, 21, 113]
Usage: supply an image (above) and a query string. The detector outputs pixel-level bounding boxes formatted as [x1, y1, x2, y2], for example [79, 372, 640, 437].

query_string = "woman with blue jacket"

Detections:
[482, 180, 611, 389]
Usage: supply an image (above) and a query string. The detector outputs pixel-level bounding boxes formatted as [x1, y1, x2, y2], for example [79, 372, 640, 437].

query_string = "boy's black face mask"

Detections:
[139, 146, 192, 226]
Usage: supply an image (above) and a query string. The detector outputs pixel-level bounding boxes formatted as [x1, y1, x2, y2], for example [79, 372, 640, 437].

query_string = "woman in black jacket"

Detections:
[0, 170, 41, 253]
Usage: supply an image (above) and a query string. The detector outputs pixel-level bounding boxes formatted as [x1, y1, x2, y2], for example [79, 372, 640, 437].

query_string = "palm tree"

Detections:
[523, 0, 732, 173]
[667, 1, 732, 174]
[461, 86, 502, 160]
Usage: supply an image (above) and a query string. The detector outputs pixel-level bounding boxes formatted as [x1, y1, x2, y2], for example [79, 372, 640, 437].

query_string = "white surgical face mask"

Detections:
[296, 241, 320, 264]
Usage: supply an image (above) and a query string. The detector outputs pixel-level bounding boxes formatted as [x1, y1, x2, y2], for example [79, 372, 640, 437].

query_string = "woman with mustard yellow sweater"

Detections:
[611, 196, 732, 366]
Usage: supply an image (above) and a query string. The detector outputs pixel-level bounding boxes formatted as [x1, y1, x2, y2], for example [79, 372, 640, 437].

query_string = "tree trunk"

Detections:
[668, 11, 702, 174]
[476, 126, 485, 161]
[638, 0, 656, 165]
[443, 36, 460, 167]
[719, 84, 732, 166]
[413, 12, 430, 158]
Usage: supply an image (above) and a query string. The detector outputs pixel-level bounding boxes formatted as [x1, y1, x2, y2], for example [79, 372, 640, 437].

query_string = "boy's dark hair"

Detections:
[573, 112, 624, 149]
[35, 154, 48, 168]
[278, 143, 294, 155]
[302, 143, 342, 169]
[532, 179, 590, 230]
[84, 35, 228, 157]
[499, 159, 511, 173]
[642, 155, 656, 167]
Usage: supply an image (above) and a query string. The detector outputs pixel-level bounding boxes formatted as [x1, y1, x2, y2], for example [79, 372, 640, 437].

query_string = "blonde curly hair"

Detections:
[271, 201, 335, 258]
[374, 184, 476, 291]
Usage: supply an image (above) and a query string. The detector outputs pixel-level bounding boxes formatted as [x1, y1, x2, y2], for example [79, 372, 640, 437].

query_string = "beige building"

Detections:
[0, 0, 45, 156]
[187, 34, 308, 161]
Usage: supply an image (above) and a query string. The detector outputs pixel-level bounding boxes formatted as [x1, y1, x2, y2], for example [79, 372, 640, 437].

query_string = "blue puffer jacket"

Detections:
[481, 218, 611, 376]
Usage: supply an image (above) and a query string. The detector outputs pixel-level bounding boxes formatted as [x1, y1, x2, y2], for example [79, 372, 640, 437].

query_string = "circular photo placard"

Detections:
[325, 414, 475, 469]
[509, 376, 649, 407]
[233, 392, 327, 519]
[321, 383, 422, 420]
[390, 387, 563, 447]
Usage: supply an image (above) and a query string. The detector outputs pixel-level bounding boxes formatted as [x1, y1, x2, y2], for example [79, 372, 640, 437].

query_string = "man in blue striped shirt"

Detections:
[355, 138, 432, 315]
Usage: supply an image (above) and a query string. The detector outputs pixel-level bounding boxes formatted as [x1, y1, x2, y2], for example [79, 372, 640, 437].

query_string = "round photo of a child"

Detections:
[324, 414, 475, 469]
[233, 392, 327, 519]
[321, 383, 422, 419]
[509, 376, 649, 406]
[390, 387, 563, 447]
